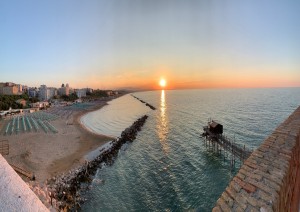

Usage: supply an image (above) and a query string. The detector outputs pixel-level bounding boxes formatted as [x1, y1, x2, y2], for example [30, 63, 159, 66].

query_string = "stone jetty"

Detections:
[46, 115, 148, 211]
[131, 95, 156, 110]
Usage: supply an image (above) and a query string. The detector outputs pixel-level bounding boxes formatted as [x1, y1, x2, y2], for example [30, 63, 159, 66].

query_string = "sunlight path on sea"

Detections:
[158, 90, 170, 154]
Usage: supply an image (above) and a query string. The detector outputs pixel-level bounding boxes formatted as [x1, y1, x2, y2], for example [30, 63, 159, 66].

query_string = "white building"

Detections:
[30, 102, 49, 109]
[48, 87, 57, 99]
[38, 85, 58, 100]
[39, 85, 50, 101]
[76, 89, 87, 98]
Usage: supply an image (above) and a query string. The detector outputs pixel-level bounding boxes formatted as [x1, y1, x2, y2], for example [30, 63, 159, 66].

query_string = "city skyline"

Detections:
[1, 0, 300, 90]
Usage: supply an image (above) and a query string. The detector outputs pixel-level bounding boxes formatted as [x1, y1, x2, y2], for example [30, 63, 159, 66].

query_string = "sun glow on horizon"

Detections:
[159, 79, 166, 88]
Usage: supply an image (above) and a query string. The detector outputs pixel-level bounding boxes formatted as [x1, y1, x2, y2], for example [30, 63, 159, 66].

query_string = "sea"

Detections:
[80, 88, 300, 211]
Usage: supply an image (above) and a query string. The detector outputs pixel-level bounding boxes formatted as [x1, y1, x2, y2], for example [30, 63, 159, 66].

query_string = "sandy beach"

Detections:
[0, 99, 116, 183]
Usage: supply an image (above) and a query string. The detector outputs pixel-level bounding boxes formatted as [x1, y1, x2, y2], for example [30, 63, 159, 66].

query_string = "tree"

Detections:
[29, 97, 39, 103]
[0, 94, 29, 110]
[86, 90, 92, 96]
[61, 93, 78, 102]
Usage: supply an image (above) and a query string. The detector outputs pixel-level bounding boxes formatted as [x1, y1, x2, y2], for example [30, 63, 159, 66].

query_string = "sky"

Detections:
[0, 0, 299, 90]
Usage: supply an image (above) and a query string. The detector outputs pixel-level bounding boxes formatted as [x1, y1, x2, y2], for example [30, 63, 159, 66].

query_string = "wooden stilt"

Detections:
[201, 122, 253, 170]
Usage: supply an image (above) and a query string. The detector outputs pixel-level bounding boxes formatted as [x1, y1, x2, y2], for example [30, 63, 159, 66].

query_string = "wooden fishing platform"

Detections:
[202, 120, 252, 167]
[0, 140, 9, 155]
[9, 163, 35, 181]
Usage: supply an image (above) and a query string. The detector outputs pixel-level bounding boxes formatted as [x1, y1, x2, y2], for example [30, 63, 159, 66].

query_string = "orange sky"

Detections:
[74, 66, 300, 90]
[1, 1, 299, 90]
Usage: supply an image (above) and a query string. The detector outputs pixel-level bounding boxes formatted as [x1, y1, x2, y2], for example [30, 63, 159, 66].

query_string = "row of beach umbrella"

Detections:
[3, 113, 58, 135]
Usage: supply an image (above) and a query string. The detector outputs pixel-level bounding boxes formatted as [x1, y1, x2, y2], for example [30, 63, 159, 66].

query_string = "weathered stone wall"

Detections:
[0, 154, 48, 211]
[213, 106, 300, 212]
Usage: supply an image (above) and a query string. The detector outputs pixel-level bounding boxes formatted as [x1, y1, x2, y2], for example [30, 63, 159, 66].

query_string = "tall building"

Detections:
[48, 87, 57, 99]
[28, 87, 38, 98]
[0, 82, 24, 95]
[17, 84, 23, 93]
[59, 83, 70, 96]
[2, 85, 19, 95]
[66, 83, 70, 96]
[39, 85, 50, 101]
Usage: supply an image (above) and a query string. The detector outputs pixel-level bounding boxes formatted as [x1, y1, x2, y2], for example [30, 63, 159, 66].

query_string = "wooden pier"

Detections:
[0, 140, 9, 155]
[202, 121, 252, 167]
[9, 163, 35, 181]
[0, 140, 35, 180]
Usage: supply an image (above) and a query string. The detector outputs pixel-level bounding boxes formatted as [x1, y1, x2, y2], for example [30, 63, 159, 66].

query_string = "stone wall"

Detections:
[0, 154, 48, 211]
[213, 106, 300, 212]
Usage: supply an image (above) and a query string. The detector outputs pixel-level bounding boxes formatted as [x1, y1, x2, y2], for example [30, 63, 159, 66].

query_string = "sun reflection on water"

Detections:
[157, 90, 169, 154]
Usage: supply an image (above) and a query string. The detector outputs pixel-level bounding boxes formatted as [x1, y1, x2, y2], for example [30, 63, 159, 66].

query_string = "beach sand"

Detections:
[0, 101, 114, 183]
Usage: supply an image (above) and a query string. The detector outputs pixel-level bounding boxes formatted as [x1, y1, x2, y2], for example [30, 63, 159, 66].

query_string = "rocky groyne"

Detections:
[131, 95, 156, 110]
[46, 115, 148, 211]
[213, 106, 300, 212]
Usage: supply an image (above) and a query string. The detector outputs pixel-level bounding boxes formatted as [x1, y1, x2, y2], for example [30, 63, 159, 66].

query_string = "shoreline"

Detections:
[0, 92, 154, 210]
[45, 95, 129, 179]
[75, 101, 115, 139]
[78, 105, 116, 140]
[47, 115, 149, 210]
[45, 100, 115, 180]
[0, 95, 127, 209]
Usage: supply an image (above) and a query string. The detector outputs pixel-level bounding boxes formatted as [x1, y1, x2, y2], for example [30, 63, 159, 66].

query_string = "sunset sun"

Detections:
[159, 79, 166, 88]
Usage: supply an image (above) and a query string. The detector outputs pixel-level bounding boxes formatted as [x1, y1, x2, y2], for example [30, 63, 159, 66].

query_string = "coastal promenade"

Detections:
[213, 106, 300, 211]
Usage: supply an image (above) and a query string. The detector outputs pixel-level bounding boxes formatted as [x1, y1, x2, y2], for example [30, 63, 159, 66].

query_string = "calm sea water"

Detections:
[81, 88, 300, 211]
[81, 95, 151, 137]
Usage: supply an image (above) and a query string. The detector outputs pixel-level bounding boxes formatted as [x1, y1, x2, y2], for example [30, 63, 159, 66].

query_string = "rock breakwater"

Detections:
[46, 115, 148, 211]
[132, 95, 156, 110]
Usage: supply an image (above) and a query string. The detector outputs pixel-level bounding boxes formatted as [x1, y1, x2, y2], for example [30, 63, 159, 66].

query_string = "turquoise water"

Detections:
[81, 88, 300, 211]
